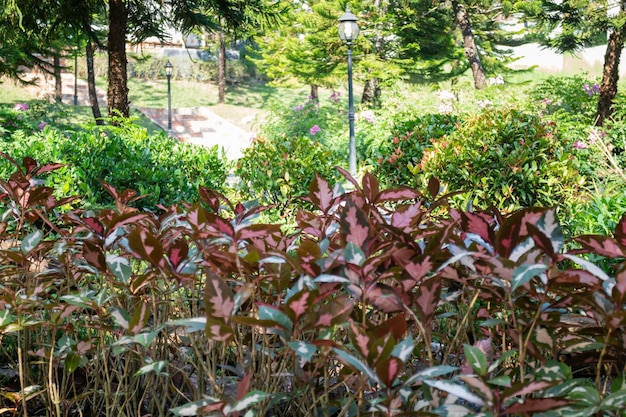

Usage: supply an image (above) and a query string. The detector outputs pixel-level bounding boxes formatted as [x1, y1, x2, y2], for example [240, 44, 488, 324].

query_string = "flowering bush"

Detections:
[418, 107, 584, 212]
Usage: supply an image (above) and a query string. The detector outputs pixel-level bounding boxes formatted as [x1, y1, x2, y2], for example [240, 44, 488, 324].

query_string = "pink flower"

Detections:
[574, 140, 587, 149]
[38, 122, 48, 130]
[310, 125, 321, 136]
[13, 103, 29, 111]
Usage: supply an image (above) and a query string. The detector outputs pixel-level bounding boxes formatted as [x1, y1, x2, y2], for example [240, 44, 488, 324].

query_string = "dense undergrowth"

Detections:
[1, 159, 626, 416]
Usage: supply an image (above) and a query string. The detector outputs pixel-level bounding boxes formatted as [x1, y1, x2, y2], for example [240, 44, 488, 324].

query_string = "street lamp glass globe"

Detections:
[338, 6, 359, 42]
[165, 61, 173, 77]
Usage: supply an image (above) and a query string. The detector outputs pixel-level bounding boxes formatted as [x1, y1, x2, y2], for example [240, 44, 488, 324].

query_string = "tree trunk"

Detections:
[218, 31, 226, 104]
[452, 0, 487, 90]
[310, 84, 318, 102]
[86, 41, 104, 125]
[107, 0, 129, 119]
[53, 55, 62, 103]
[596, 22, 626, 126]
[361, 77, 381, 107]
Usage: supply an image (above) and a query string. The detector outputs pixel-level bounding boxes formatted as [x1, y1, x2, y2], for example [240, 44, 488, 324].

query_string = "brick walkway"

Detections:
[27, 72, 253, 160]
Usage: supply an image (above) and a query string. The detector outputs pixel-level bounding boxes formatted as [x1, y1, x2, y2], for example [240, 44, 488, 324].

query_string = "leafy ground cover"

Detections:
[1, 160, 626, 416]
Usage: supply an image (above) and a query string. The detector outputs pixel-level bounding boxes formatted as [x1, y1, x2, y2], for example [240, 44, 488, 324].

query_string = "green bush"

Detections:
[371, 113, 458, 188]
[234, 135, 341, 214]
[419, 107, 584, 211]
[0, 115, 228, 208]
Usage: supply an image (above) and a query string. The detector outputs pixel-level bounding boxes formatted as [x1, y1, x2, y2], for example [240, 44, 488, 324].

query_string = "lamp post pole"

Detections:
[347, 41, 356, 177]
[165, 61, 173, 135]
[338, 6, 360, 178]
[74, 32, 79, 106]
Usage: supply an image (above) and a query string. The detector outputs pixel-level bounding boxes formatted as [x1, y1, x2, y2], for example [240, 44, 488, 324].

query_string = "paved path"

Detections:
[27, 72, 253, 160]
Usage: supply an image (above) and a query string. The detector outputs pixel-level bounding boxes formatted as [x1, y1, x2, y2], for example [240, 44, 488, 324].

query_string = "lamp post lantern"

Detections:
[338, 5, 359, 177]
[165, 60, 173, 135]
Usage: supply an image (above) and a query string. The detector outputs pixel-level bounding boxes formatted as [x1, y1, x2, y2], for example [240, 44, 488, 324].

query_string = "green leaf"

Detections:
[333, 348, 383, 387]
[511, 263, 547, 292]
[463, 344, 488, 376]
[21, 230, 42, 254]
[168, 317, 206, 333]
[224, 390, 271, 414]
[343, 242, 365, 266]
[258, 305, 293, 331]
[391, 336, 415, 363]
[170, 398, 221, 416]
[424, 379, 485, 407]
[0, 310, 16, 327]
[64, 352, 81, 374]
[134, 330, 158, 348]
[287, 341, 316, 364]
[106, 254, 132, 283]
[110, 307, 130, 330]
[135, 360, 168, 377]
[403, 365, 459, 386]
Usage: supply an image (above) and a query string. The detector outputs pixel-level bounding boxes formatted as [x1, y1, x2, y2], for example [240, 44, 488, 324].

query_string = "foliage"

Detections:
[3, 159, 626, 416]
[234, 134, 340, 215]
[0, 110, 228, 208]
[371, 113, 459, 188]
[418, 107, 584, 212]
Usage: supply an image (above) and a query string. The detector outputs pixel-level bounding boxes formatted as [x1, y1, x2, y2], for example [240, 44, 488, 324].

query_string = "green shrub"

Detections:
[418, 107, 584, 211]
[234, 135, 341, 214]
[0, 117, 228, 208]
[371, 113, 458, 188]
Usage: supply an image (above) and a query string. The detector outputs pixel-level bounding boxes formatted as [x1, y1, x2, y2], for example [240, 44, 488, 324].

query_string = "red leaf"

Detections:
[84, 217, 105, 236]
[105, 212, 151, 238]
[376, 356, 402, 387]
[129, 302, 150, 335]
[33, 162, 65, 176]
[413, 278, 441, 322]
[366, 283, 403, 313]
[198, 186, 223, 213]
[527, 223, 556, 259]
[128, 228, 165, 268]
[615, 213, 626, 248]
[236, 371, 253, 402]
[427, 176, 440, 199]
[496, 208, 546, 257]
[402, 258, 433, 290]
[22, 157, 38, 175]
[167, 239, 188, 270]
[236, 224, 281, 242]
[572, 235, 625, 258]
[307, 174, 336, 214]
[378, 187, 421, 203]
[361, 172, 380, 204]
[458, 210, 495, 248]
[350, 321, 371, 358]
[373, 314, 407, 340]
[340, 201, 370, 250]
[204, 272, 234, 321]
[502, 398, 570, 414]
[285, 289, 313, 323]
[205, 318, 234, 342]
[390, 202, 423, 230]
[83, 241, 106, 272]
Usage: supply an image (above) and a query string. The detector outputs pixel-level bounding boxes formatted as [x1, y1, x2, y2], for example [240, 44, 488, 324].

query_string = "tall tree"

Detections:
[528, 0, 626, 125]
[452, 0, 487, 89]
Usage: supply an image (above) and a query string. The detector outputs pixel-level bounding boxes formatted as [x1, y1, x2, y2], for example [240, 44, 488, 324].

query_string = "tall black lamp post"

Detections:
[338, 6, 360, 177]
[165, 60, 173, 135]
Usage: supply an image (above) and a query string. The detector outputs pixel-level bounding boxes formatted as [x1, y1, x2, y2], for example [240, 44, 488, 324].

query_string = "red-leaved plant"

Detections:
[1, 157, 626, 417]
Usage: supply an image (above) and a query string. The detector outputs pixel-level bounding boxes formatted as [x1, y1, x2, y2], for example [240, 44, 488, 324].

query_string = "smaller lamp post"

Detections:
[338, 5, 360, 177]
[165, 60, 173, 135]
